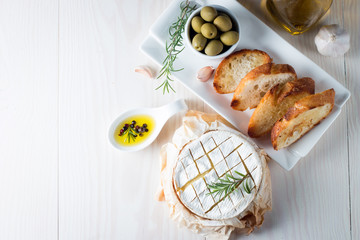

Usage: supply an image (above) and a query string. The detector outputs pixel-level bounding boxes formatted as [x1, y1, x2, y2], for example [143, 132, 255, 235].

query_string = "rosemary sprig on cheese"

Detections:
[156, 0, 196, 94]
[208, 171, 253, 199]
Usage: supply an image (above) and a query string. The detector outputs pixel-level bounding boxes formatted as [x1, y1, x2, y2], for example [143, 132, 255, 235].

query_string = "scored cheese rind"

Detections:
[173, 130, 264, 220]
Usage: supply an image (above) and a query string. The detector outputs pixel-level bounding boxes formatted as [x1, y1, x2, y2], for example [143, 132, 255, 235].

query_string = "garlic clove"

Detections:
[315, 24, 350, 57]
[197, 66, 215, 82]
[134, 65, 154, 79]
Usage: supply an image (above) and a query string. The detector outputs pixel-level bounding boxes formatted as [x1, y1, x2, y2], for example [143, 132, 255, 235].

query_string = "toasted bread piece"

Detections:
[213, 49, 272, 94]
[248, 77, 315, 138]
[271, 89, 335, 150]
[231, 63, 297, 111]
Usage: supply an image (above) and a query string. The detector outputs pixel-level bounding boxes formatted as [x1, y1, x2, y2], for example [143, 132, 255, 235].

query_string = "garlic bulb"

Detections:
[197, 66, 215, 82]
[315, 24, 350, 57]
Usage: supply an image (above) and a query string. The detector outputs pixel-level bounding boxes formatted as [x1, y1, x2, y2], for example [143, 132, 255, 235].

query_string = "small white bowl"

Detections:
[108, 99, 188, 152]
[185, 5, 241, 60]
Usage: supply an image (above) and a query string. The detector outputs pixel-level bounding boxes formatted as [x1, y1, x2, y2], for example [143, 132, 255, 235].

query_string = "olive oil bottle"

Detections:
[266, 0, 332, 35]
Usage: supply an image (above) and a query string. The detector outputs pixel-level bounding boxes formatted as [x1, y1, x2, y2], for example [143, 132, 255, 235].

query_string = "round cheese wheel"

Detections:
[173, 130, 264, 220]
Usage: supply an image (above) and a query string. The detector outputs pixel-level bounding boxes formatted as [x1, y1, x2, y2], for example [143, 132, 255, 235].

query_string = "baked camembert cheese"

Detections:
[173, 129, 264, 220]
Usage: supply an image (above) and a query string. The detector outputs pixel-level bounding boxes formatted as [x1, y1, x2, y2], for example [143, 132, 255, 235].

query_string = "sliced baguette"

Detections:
[231, 63, 297, 111]
[213, 49, 272, 94]
[271, 89, 335, 150]
[248, 77, 315, 138]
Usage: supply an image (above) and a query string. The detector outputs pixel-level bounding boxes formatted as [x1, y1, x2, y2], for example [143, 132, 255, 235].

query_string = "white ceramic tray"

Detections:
[140, 0, 350, 170]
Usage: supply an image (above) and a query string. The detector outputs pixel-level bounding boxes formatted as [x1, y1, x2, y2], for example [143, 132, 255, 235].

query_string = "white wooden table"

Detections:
[0, 0, 358, 239]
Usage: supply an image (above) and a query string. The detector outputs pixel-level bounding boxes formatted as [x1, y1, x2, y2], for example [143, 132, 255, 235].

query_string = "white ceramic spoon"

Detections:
[108, 99, 188, 152]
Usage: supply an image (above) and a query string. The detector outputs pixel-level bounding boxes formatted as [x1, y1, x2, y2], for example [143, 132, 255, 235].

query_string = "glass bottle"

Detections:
[266, 0, 333, 35]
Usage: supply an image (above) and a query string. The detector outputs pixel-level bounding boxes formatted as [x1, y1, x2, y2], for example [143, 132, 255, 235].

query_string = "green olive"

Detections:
[200, 6, 217, 22]
[201, 23, 218, 39]
[191, 16, 204, 33]
[219, 13, 231, 21]
[213, 15, 232, 32]
[220, 31, 239, 46]
[205, 40, 223, 56]
[192, 33, 207, 51]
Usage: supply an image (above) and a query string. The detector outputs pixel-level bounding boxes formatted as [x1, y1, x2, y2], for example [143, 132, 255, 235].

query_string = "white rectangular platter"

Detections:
[140, 0, 350, 170]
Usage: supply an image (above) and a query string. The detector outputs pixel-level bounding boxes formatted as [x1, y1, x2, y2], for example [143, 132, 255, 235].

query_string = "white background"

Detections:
[0, 0, 358, 239]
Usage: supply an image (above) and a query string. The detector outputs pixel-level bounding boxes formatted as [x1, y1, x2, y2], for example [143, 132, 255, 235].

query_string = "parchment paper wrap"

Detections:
[156, 111, 272, 240]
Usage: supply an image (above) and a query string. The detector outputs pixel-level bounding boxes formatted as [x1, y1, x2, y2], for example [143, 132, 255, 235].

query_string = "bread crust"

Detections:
[248, 77, 315, 138]
[213, 49, 272, 94]
[276, 77, 315, 103]
[231, 63, 297, 111]
[271, 89, 335, 150]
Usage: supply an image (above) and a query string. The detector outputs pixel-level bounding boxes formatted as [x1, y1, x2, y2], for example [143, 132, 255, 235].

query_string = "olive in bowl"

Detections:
[185, 5, 240, 59]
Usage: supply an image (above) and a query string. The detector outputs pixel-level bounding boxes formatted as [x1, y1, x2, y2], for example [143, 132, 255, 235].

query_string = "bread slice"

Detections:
[248, 77, 315, 138]
[231, 63, 297, 111]
[271, 89, 335, 150]
[213, 49, 272, 94]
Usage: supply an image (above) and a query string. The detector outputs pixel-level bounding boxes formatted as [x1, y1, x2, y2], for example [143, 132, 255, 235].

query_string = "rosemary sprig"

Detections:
[123, 126, 137, 143]
[208, 171, 253, 199]
[156, 0, 196, 94]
